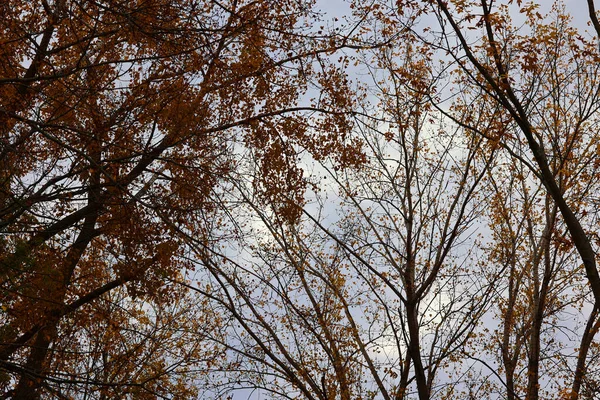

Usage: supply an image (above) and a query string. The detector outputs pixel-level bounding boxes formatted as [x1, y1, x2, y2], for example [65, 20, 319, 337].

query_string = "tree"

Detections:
[317, 39, 496, 399]
[0, 0, 364, 397]
[426, 0, 600, 305]
[416, 1, 600, 398]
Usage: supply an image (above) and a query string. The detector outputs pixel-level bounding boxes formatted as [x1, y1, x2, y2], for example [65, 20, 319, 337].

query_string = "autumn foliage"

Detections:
[2, 0, 600, 399]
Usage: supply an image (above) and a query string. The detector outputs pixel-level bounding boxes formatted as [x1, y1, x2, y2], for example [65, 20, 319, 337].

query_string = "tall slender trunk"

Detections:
[12, 134, 101, 398]
[11, 324, 57, 399]
[406, 299, 429, 400]
[526, 204, 555, 400]
[570, 306, 600, 400]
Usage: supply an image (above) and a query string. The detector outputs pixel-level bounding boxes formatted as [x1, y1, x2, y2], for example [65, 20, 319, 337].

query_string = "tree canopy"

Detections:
[2, 0, 600, 399]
